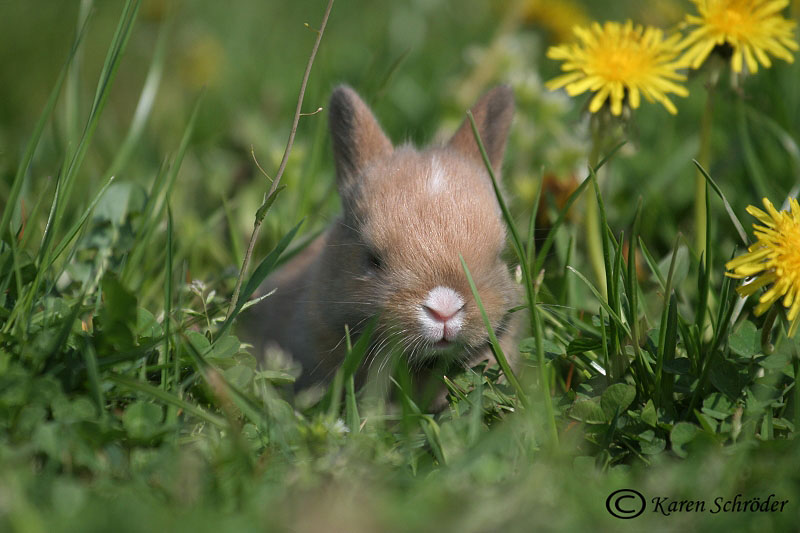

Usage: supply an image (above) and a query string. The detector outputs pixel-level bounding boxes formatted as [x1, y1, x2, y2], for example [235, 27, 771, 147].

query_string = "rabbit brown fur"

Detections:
[247, 85, 520, 398]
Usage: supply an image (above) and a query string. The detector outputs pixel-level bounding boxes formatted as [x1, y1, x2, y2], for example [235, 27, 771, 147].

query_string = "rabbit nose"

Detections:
[422, 303, 464, 323]
[419, 286, 466, 342]
[423, 286, 465, 322]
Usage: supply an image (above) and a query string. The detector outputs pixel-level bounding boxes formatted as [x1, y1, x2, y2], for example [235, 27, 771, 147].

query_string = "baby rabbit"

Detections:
[248, 85, 519, 398]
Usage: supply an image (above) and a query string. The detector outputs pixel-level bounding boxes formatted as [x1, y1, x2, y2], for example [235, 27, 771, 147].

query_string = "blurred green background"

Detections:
[4, 0, 800, 301]
[6, 0, 798, 297]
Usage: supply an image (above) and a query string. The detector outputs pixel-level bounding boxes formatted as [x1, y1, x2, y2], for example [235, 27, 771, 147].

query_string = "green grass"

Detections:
[2, 1, 800, 531]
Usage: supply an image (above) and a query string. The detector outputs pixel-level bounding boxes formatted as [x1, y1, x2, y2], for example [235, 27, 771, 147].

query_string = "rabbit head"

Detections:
[315, 85, 517, 370]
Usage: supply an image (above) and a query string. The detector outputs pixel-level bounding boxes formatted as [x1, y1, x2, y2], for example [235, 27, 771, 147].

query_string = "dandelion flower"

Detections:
[546, 21, 688, 115]
[680, 0, 799, 73]
[726, 197, 800, 336]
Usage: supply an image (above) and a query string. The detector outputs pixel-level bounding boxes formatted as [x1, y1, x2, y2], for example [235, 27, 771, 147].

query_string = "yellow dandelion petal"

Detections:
[628, 85, 641, 108]
[735, 271, 778, 295]
[655, 93, 679, 114]
[783, 285, 796, 309]
[565, 75, 604, 96]
[745, 204, 774, 224]
[547, 46, 572, 60]
[726, 196, 800, 337]
[679, 0, 798, 73]
[687, 39, 720, 68]
[743, 43, 760, 72]
[545, 72, 585, 90]
[763, 197, 781, 218]
[545, 20, 688, 115]
[733, 260, 769, 277]
[574, 25, 594, 44]
[753, 44, 773, 67]
[754, 0, 788, 18]
[610, 82, 625, 115]
[589, 86, 611, 113]
[726, 246, 772, 269]
[755, 299, 776, 316]
[760, 277, 790, 305]
[788, 297, 800, 322]
[650, 77, 691, 97]
[732, 46, 745, 71]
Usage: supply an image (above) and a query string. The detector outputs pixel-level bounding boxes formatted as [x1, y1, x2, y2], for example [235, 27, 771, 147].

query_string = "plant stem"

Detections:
[695, 72, 716, 256]
[586, 117, 606, 300]
[794, 350, 800, 436]
[227, 0, 334, 318]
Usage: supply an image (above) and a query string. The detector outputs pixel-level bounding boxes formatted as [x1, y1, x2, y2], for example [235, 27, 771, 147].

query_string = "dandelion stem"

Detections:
[794, 352, 800, 435]
[694, 71, 717, 256]
[586, 116, 607, 300]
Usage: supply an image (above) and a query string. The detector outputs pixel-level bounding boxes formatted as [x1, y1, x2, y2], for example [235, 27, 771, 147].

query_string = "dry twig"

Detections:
[227, 0, 334, 318]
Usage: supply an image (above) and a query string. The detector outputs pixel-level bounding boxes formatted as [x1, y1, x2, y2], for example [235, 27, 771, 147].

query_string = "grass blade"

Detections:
[391, 377, 447, 465]
[532, 141, 625, 276]
[108, 373, 226, 428]
[656, 294, 678, 408]
[217, 218, 304, 338]
[638, 237, 666, 292]
[20, 0, 140, 330]
[345, 374, 360, 433]
[532, 289, 559, 447]
[47, 175, 115, 267]
[687, 271, 737, 417]
[460, 254, 529, 409]
[567, 266, 630, 337]
[692, 160, 748, 246]
[182, 333, 266, 428]
[0, 12, 91, 240]
[466, 111, 559, 442]
[625, 199, 650, 382]
[466, 111, 533, 331]
[327, 318, 377, 421]
[63, 0, 92, 149]
[54, 0, 141, 234]
[123, 91, 203, 285]
[656, 235, 682, 380]
[526, 172, 544, 268]
[107, 13, 170, 177]
[81, 335, 106, 421]
[165, 204, 174, 390]
[610, 231, 626, 377]
[600, 308, 611, 379]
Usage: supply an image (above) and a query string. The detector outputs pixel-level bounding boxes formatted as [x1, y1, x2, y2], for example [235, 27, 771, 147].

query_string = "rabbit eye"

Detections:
[366, 250, 384, 271]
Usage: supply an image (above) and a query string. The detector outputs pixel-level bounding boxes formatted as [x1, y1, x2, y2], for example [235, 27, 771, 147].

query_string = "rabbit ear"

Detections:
[329, 85, 393, 189]
[448, 85, 514, 177]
